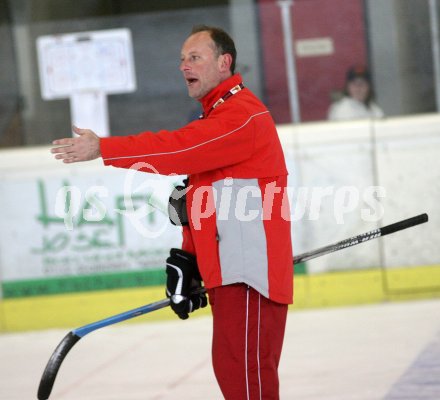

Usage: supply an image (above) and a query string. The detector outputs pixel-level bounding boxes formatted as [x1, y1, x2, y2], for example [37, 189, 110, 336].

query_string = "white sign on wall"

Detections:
[295, 37, 334, 57]
[36, 28, 137, 137]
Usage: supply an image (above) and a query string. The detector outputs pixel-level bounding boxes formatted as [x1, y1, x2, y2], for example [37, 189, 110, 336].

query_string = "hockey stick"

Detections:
[294, 213, 428, 263]
[37, 297, 171, 400]
[37, 213, 428, 400]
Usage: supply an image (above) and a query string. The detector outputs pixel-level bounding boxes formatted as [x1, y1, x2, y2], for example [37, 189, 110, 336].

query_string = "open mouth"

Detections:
[186, 78, 198, 86]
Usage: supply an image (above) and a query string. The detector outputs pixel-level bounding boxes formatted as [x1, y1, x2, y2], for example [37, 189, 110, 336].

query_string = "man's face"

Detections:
[180, 32, 226, 100]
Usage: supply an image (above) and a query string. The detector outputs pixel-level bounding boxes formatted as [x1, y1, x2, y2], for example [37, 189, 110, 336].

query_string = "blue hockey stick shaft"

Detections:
[74, 297, 170, 337]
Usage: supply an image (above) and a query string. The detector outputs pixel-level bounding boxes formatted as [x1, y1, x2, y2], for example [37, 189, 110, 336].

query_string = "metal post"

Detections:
[429, 0, 440, 111]
[277, 0, 301, 123]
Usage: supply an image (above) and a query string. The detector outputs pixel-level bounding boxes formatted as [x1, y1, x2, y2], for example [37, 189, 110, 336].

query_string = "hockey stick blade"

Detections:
[37, 298, 170, 400]
[37, 213, 428, 399]
[37, 332, 80, 400]
[294, 213, 428, 264]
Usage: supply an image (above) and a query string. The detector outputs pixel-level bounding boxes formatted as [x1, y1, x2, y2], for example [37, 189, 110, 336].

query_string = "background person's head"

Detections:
[344, 66, 374, 105]
[180, 25, 237, 100]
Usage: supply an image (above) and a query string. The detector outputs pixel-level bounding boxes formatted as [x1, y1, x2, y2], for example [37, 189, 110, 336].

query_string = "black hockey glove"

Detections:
[165, 248, 207, 320]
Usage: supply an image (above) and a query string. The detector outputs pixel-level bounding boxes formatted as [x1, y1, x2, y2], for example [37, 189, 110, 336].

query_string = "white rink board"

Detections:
[0, 148, 184, 282]
[278, 113, 440, 273]
[0, 114, 439, 284]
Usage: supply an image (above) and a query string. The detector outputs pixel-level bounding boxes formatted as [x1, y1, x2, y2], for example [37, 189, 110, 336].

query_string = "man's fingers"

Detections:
[51, 127, 100, 163]
[61, 154, 81, 164]
[52, 138, 74, 146]
[63, 157, 77, 164]
[54, 153, 74, 160]
[51, 145, 74, 154]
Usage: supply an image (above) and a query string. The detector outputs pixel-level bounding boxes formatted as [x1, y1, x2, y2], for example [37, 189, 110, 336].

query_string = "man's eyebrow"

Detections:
[181, 50, 201, 57]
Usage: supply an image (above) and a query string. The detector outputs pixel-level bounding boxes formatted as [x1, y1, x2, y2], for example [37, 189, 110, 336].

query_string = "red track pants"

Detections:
[208, 284, 288, 400]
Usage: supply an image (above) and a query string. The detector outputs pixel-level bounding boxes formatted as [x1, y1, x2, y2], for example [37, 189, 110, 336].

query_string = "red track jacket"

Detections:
[101, 74, 293, 304]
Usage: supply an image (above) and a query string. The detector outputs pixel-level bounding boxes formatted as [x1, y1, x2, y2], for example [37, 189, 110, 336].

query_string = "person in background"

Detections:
[328, 65, 384, 121]
[50, 25, 293, 400]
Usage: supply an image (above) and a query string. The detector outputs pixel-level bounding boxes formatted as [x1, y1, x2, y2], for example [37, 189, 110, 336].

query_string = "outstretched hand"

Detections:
[51, 126, 101, 163]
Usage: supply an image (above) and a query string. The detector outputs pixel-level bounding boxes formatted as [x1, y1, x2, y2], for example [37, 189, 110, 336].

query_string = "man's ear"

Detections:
[218, 53, 233, 73]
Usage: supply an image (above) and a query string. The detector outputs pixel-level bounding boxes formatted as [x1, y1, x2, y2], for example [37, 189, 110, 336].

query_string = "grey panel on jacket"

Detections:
[213, 178, 269, 298]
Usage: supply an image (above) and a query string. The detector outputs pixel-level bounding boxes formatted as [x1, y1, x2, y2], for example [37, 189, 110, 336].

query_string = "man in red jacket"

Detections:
[52, 25, 293, 400]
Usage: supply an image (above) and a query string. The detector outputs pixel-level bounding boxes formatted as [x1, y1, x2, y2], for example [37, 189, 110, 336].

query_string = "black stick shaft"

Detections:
[294, 213, 428, 264]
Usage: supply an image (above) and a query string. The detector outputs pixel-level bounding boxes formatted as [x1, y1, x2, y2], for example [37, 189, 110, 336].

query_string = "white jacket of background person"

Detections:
[328, 96, 384, 121]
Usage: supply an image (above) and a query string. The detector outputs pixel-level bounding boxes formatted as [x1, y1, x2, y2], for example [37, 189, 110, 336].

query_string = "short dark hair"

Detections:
[191, 25, 237, 74]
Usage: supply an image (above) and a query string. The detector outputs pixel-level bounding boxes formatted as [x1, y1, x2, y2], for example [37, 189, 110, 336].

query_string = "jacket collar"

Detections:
[199, 73, 243, 116]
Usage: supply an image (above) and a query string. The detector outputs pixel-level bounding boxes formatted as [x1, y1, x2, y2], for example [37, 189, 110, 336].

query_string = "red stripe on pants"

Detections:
[208, 284, 288, 400]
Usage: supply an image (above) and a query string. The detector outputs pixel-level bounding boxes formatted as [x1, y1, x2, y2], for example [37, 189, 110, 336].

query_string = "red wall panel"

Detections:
[258, 0, 368, 122]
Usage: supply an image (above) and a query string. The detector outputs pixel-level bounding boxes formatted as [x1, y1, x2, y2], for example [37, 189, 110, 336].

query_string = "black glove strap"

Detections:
[168, 179, 189, 226]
